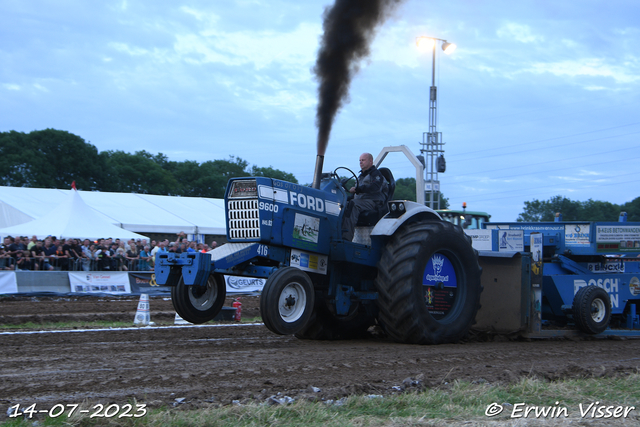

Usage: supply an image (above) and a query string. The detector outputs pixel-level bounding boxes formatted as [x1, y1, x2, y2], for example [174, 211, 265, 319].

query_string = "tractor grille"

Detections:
[228, 199, 260, 240]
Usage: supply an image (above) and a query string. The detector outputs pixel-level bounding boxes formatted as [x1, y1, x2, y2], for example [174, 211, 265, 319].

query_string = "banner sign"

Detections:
[596, 225, 640, 252]
[565, 224, 591, 246]
[464, 229, 493, 251]
[69, 272, 131, 294]
[0, 272, 18, 294]
[128, 272, 172, 295]
[498, 229, 524, 252]
[225, 275, 265, 293]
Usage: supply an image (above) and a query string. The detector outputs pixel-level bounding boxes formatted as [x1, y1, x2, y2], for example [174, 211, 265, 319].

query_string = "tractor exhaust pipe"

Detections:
[311, 155, 324, 189]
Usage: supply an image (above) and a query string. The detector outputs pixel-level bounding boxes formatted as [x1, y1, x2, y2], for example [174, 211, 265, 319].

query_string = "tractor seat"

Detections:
[356, 167, 396, 226]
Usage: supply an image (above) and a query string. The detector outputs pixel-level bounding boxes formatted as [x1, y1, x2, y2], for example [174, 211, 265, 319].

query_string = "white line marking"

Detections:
[0, 323, 264, 336]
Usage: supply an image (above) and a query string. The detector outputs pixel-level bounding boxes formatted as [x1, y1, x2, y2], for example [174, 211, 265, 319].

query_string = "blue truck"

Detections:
[477, 216, 640, 336]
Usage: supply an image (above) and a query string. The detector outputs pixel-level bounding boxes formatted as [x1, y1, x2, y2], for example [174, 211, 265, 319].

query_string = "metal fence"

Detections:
[1, 256, 152, 272]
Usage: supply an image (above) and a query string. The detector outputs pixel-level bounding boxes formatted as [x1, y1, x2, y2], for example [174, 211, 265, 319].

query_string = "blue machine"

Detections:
[155, 170, 484, 345]
[486, 218, 640, 334]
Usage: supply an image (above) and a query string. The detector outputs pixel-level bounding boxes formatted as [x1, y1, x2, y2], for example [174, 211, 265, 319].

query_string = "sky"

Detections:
[1, 0, 639, 222]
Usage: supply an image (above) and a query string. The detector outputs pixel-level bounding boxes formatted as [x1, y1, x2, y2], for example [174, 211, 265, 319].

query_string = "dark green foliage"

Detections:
[251, 165, 298, 184]
[394, 177, 449, 208]
[518, 195, 640, 222]
[621, 197, 640, 222]
[393, 178, 417, 201]
[192, 158, 249, 198]
[0, 129, 106, 190]
[0, 129, 297, 198]
[100, 150, 178, 194]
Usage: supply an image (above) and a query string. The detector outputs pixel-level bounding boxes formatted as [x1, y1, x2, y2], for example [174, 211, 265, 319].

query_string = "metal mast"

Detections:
[417, 37, 455, 210]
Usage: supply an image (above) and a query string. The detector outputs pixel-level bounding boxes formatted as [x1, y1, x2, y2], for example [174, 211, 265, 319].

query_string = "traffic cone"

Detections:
[174, 312, 189, 325]
[133, 293, 151, 326]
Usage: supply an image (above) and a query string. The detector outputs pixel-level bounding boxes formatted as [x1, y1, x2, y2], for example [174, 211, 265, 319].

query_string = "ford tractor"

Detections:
[155, 146, 482, 344]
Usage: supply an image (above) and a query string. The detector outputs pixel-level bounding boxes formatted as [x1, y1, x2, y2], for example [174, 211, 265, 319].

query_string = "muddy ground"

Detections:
[1, 295, 640, 420]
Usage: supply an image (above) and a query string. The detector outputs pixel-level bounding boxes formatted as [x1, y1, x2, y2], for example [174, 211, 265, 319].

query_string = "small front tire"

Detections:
[260, 267, 315, 335]
[171, 274, 226, 324]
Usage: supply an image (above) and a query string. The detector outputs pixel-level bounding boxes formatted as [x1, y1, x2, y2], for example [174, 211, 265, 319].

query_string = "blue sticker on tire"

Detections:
[423, 254, 457, 288]
[423, 254, 458, 319]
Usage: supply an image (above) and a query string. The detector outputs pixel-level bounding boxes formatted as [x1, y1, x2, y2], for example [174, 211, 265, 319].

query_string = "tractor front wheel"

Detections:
[171, 274, 226, 324]
[260, 267, 315, 335]
[375, 220, 482, 344]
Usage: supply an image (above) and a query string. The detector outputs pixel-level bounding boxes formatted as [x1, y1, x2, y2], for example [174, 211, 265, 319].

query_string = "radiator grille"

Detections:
[228, 199, 260, 240]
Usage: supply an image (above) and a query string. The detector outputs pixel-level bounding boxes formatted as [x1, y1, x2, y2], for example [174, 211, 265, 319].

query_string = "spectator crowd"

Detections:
[0, 232, 217, 272]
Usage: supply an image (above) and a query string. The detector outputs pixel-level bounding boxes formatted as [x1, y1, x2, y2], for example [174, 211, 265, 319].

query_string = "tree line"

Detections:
[0, 129, 297, 198]
[517, 195, 640, 222]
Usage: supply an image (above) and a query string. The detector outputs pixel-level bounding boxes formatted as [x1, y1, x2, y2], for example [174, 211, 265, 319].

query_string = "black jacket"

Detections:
[355, 166, 387, 203]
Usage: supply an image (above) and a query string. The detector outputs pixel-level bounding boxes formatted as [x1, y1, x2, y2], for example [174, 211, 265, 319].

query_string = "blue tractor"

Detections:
[155, 149, 483, 344]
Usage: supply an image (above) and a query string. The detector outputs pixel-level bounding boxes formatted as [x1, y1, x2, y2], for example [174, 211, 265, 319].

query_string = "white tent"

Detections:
[0, 186, 227, 236]
[0, 190, 149, 241]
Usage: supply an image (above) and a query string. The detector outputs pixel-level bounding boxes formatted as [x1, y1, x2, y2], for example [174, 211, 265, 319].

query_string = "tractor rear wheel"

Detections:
[171, 274, 226, 324]
[260, 267, 315, 335]
[374, 220, 482, 344]
[573, 285, 611, 334]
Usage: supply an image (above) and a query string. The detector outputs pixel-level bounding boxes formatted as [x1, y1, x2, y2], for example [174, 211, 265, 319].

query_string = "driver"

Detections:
[341, 152, 387, 241]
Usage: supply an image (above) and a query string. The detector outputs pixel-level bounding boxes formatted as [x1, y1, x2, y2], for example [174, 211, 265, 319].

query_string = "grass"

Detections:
[3, 375, 640, 426]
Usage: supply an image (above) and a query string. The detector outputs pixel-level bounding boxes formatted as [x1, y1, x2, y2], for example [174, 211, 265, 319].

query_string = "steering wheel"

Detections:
[334, 167, 358, 192]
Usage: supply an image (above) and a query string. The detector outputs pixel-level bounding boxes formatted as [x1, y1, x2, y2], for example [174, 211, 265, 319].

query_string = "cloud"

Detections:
[180, 6, 221, 24]
[168, 9, 321, 114]
[369, 21, 423, 69]
[578, 169, 604, 176]
[526, 58, 640, 84]
[99, 7, 321, 116]
[174, 9, 319, 74]
[552, 174, 607, 183]
[32, 83, 49, 92]
[247, 89, 315, 118]
[109, 42, 155, 57]
[496, 23, 544, 43]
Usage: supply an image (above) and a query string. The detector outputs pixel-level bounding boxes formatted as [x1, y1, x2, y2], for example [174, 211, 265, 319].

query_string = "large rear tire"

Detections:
[374, 220, 482, 344]
[573, 285, 611, 334]
[260, 267, 315, 335]
[171, 274, 226, 324]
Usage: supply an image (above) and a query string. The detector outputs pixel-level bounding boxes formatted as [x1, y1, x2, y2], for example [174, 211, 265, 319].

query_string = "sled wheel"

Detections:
[573, 285, 611, 334]
[171, 274, 226, 324]
[295, 300, 374, 340]
[374, 220, 482, 344]
[260, 267, 315, 335]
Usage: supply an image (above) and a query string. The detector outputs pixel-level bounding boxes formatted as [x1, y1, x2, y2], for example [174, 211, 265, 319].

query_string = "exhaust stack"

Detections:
[311, 155, 325, 189]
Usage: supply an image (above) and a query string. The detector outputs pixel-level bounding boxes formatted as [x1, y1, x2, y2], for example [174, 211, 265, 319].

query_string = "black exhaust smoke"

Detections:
[313, 0, 403, 166]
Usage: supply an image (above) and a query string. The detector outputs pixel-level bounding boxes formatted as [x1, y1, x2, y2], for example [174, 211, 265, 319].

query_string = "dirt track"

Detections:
[2, 296, 640, 417]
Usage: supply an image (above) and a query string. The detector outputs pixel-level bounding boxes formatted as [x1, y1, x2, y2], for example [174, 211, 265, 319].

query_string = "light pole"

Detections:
[416, 37, 456, 209]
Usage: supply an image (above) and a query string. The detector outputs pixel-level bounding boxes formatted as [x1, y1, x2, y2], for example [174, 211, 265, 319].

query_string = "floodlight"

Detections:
[442, 41, 457, 54]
